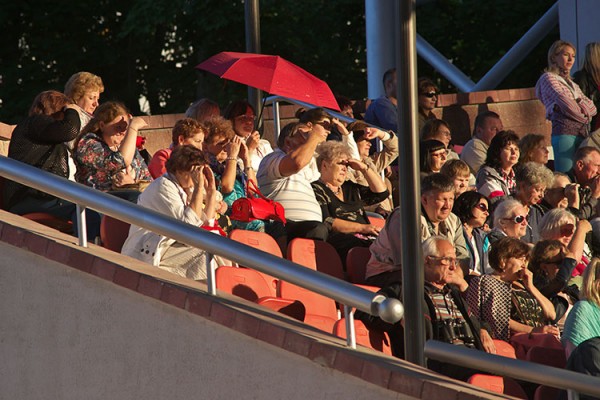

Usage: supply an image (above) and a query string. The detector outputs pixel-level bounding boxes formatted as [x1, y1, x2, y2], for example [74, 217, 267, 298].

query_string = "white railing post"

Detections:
[344, 304, 356, 349]
[206, 254, 216, 295]
[76, 204, 88, 248]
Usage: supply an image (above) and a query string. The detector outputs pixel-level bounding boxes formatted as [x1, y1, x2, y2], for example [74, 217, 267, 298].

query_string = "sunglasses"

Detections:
[474, 203, 488, 212]
[315, 120, 332, 130]
[559, 223, 575, 237]
[503, 215, 528, 224]
[422, 91, 440, 98]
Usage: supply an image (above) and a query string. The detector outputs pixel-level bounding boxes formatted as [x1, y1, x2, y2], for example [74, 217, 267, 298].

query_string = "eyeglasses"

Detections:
[474, 203, 488, 212]
[422, 91, 440, 98]
[315, 120, 332, 131]
[428, 256, 456, 265]
[503, 215, 528, 224]
[235, 115, 256, 123]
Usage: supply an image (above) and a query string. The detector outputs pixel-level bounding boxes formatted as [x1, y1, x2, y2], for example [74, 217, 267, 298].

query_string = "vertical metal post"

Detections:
[76, 204, 88, 248]
[344, 305, 356, 349]
[244, 0, 262, 118]
[396, 0, 425, 366]
[273, 101, 281, 144]
[206, 254, 216, 295]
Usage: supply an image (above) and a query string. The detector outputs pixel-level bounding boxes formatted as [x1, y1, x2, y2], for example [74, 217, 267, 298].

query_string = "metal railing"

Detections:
[425, 340, 600, 399]
[0, 156, 403, 349]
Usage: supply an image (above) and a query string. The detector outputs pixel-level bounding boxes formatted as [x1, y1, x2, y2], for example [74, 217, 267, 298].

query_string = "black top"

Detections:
[4, 109, 80, 209]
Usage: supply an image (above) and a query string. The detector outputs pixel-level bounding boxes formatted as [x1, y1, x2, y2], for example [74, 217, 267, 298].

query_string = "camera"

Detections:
[577, 185, 592, 202]
[432, 318, 475, 345]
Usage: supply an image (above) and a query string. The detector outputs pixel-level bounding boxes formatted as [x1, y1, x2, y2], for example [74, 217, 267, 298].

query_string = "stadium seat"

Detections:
[287, 238, 344, 280]
[333, 318, 392, 355]
[216, 266, 277, 301]
[100, 215, 130, 252]
[533, 385, 563, 400]
[256, 297, 306, 321]
[492, 339, 517, 359]
[22, 212, 74, 233]
[346, 246, 371, 284]
[229, 229, 280, 291]
[468, 374, 504, 394]
[278, 280, 339, 332]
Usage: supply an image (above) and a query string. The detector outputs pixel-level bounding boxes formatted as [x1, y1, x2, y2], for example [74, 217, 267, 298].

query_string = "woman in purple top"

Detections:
[535, 40, 597, 172]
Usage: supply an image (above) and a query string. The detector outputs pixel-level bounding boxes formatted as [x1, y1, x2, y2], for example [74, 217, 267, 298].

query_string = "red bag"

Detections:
[230, 180, 286, 224]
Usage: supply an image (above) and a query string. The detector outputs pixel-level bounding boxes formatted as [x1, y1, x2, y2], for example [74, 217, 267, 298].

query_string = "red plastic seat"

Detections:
[287, 238, 344, 280]
[100, 215, 131, 252]
[216, 266, 277, 301]
[278, 280, 338, 332]
[22, 212, 73, 233]
[255, 297, 305, 321]
[229, 229, 280, 290]
[526, 345, 567, 369]
[367, 215, 385, 229]
[534, 385, 563, 400]
[492, 339, 517, 359]
[346, 246, 371, 284]
[333, 318, 392, 355]
[468, 374, 504, 394]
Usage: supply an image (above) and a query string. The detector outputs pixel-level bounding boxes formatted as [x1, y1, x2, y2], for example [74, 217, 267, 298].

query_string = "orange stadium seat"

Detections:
[333, 318, 392, 355]
[287, 238, 344, 281]
[100, 215, 130, 252]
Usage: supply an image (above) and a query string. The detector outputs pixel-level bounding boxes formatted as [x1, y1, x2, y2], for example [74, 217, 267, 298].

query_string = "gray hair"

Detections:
[422, 235, 452, 258]
[516, 161, 554, 187]
[493, 199, 524, 227]
[539, 208, 576, 240]
[315, 141, 353, 171]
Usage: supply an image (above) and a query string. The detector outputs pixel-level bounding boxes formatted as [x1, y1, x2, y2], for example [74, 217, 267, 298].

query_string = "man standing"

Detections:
[364, 68, 398, 132]
[460, 111, 503, 174]
[257, 122, 329, 242]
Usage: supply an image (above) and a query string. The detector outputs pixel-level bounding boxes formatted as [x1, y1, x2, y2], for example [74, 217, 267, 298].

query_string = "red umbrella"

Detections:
[196, 51, 340, 111]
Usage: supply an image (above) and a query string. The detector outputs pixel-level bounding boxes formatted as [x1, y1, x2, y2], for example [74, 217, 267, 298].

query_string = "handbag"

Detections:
[230, 180, 286, 224]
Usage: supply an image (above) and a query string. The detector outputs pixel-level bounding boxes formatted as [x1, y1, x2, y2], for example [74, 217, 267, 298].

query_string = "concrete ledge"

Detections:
[0, 210, 510, 399]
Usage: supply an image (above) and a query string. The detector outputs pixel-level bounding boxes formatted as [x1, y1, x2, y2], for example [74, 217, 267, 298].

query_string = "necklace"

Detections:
[323, 180, 341, 196]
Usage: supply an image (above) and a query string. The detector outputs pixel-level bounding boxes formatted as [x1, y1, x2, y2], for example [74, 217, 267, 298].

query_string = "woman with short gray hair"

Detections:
[513, 161, 554, 243]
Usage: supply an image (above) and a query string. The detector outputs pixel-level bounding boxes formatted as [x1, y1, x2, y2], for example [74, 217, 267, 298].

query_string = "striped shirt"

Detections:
[257, 149, 322, 222]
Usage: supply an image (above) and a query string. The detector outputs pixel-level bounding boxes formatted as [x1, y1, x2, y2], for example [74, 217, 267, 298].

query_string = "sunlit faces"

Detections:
[539, 247, 564, 280]
[470, 199, 489, 228]
[424, 240, 457, 285]
[205, 135, 230, 162]
[78, 90, 100, 114]
[312, 118, 332, 133]
[500, 256, 529, 282]
[575, 151, 600, 185]
[435, 125, 452, 148]
[518, 183, 546, 206]
[100, 114, 130, 148]
[453, 174, 470, 196]
[233, 107, 256, 137]
[530, 143, 550, 164]
[500, 205, 528, 238]
[477, 117, 503, 145]
[500, 143, 520, 169]
[544, 175, 570, 209]
[356, 137, 371, 159]
[418, 86, 438, 112]
[322, 156, 349, 187]
[429, 148, 448, 172]
[179, 131, 204, 150]
[553, 46, 576, 73]
[557, 223, 576, 247]
[421, 190, 454, 223]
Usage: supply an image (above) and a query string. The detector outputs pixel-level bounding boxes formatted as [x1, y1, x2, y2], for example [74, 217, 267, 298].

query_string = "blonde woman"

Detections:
[535, 40, 597, 172]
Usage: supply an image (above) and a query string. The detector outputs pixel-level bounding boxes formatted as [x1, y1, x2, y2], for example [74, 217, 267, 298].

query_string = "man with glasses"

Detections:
[460, 111, 504, 174]
[257, 122, 329, 243]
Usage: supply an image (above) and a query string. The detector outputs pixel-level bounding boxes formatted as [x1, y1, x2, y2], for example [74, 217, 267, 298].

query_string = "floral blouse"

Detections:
[75, 132, 151, 191]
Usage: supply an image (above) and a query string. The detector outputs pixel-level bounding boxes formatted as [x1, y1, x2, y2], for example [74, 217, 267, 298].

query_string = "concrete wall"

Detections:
[0, 241, 403, 400]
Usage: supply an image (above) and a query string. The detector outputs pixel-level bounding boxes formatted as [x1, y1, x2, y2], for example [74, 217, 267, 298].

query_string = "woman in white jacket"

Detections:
[122, 145, 218, 281]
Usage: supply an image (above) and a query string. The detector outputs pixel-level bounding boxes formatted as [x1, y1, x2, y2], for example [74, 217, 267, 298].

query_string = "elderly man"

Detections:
[364, 173, 470, 288]
[460, 111, 503, 174]
[568, 146, 600, 219]
[257, 122, 329, 242]
[360, 236, 495, 375]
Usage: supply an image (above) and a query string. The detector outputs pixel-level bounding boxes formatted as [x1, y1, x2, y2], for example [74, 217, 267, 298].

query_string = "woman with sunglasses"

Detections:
[417, 77, 439, 132]
[296, 107, 359, 159]
[223, 99, 273, 171]
[476, 130, 520, 208]
[453, 191, 490, 277]
[512, 161, 554, 244]
[539, 208, 592, 279]
[467, 237, 559, 341]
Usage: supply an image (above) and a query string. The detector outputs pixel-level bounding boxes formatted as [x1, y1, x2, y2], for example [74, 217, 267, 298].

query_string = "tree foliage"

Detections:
[0, 0, 558, 124]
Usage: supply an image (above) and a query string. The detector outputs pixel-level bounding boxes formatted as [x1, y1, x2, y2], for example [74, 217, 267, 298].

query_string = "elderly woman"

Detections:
[517, 133, 550, 166]
[467, 237, 559, 341]
[420, 139, 447, 178]
[539, 208, 592, 278]
[148, 118, 205, 179]
[74, 102, 151, 198]
[453, 191, 490, 276]
[536, 40, 597, 172]
[513, 161, 554, 243]
[312, 141, 389, 262]
[64, 71, 104, 128]
[476, 130, 520, 206]
[121, 145, 219, 280]
[223, 100, 273, 171]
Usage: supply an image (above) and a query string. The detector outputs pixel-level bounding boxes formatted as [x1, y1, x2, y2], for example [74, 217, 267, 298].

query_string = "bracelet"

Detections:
[226, 157, 237, 161]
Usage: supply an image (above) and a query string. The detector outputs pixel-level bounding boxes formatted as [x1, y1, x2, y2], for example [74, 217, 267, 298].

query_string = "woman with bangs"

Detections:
[453, 191, 490, 276]
[74, 101, 151, 198]
[539, 208, 592, 279]
[476, 130, 520, 207]
[419, 139, 447, 179]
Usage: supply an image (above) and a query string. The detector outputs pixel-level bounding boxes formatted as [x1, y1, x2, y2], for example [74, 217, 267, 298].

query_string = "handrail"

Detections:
[425, 340, 600, 398]
[0, 156, 404, 341]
